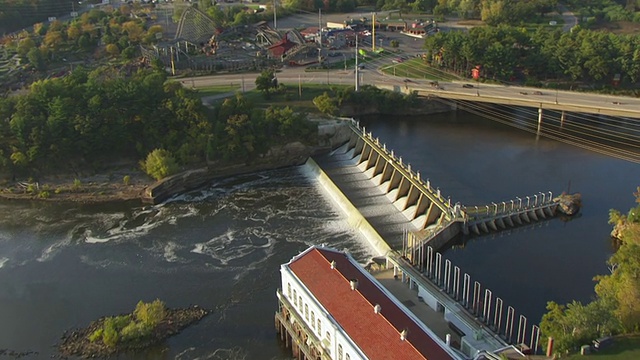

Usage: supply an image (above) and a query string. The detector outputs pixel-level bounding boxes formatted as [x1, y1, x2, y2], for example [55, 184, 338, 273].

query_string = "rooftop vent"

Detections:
[374, 304, 382, 314]
[330, 260, 336, 269]
[349, 279, 358, 291]
[400, 329, 408, 341]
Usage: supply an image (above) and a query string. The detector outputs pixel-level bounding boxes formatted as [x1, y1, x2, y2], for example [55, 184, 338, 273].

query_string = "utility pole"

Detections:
[355, 33, 359, 92]
[317, 9, 322, 64]
[318, 9, 322, 46]
[372, 12, 375, 52]
[273, 0, 277, 29]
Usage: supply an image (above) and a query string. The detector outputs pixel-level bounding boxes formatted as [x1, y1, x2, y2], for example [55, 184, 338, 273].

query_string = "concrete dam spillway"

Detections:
[305, 119, 569, 355]
[311, 119, 562, 254]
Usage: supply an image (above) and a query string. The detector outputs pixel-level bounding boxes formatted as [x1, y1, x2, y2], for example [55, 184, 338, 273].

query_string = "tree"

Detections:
[16, 37, 36, 57]
[313, 92, 338, 115]
[43, 30, 64, 51]
[106, 43, 120, 57]
[134, 299, 166, 327]
[255, 70, 277, 98]
[141, 149, 179, 180]
[27, 47, 46, 71]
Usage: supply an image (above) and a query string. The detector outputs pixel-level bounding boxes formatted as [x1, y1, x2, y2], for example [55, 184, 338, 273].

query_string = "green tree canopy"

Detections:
[141, 149, 179, 181]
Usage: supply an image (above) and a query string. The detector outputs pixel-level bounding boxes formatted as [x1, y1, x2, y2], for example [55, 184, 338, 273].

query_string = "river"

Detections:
[0, 110, 637, 358]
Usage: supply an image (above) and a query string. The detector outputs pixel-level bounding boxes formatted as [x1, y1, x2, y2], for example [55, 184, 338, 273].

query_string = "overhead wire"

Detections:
[432, 97, 640, 163]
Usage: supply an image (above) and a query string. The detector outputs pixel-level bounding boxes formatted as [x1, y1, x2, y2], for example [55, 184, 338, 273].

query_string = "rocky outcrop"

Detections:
[57, 306, 209, 359]
[554, 192, 582, 216]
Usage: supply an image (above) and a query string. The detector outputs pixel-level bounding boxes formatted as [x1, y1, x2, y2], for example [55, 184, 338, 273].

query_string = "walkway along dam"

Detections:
[303, 119, 570, 356]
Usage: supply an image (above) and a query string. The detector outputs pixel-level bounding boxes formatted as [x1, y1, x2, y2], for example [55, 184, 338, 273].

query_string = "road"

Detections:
[184, 66, 640, 119]
[558, 3, 578, 32]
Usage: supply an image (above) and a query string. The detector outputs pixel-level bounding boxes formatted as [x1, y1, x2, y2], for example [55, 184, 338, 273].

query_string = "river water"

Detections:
[0, 111, 637, 358]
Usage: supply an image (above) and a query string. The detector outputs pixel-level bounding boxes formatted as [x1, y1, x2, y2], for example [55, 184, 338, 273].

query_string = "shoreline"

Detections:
[0, 119, 354, 206]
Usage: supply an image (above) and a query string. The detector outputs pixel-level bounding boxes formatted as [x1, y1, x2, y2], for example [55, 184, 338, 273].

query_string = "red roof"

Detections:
[288, 247, 454, 360]
[267, 36, 297, 57]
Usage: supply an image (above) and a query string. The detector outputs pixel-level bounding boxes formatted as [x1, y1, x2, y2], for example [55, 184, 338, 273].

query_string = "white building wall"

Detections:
[280, 265, 366, 360]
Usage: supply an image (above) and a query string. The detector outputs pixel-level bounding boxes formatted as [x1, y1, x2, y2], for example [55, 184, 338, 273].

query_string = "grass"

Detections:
[380, 58, 462, 81]
[195, 85, 240, 97]
[565, 335, 640, 360]
[211, 84, 350, 113]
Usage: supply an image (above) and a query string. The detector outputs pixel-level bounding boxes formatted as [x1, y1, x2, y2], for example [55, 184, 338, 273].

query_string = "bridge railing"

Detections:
[462, 192, 555, 222]
[348, 119, 461, 218]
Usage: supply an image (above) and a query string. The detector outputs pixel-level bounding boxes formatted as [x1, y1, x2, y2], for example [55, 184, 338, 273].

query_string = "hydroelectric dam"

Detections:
[305, 119, 568, 357]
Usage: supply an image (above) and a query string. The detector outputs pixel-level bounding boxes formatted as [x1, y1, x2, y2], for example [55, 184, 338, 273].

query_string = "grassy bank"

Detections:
[565, 335, 640, 360]
[206, 84, 351, 113]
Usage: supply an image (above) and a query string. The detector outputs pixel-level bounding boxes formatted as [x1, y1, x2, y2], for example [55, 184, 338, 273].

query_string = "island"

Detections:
[58, 300, 209, 358]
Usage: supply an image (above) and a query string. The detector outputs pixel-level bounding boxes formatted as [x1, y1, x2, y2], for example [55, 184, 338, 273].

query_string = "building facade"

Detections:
[275, 245, 463, 360]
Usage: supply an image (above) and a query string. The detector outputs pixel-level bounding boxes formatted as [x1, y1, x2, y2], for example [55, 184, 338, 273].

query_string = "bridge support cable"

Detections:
[430, 97, 640, 163]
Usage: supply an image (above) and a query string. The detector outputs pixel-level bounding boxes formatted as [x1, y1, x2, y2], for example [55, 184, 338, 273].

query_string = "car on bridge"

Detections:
[462, 84, 474, 88]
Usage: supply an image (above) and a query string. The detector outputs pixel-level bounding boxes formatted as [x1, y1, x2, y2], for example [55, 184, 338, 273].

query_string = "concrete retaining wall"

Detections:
[304, 157, 391, 257]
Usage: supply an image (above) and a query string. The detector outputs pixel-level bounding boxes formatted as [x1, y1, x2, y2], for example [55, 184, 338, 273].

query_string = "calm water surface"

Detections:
[0, 111, 637, 358]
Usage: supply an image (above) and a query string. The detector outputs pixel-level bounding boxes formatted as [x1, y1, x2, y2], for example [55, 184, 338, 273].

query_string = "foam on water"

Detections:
[163, 241, 180, 262]
[0, 257, 8, 268]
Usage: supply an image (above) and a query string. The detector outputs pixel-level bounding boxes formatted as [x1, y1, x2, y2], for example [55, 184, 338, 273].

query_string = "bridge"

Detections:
[377, 81, 640, 120]
[309, 119, 566, 356]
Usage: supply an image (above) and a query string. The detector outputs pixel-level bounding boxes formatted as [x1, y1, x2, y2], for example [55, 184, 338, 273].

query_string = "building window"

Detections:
[326, 331, 331, 346]
[346, 354, 350, 360]
[293, 290, 297, 306]
[311, 311, 315, 329]
[287, 283, 291, 299]
[305, 304, 309, 320]
[338, 344, 343, 360]
[317, 318, 321, 334]
[299, 296, 302, 309]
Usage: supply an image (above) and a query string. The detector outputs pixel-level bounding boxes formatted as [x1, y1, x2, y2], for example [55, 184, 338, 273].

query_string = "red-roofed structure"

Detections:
[275, 246, 459, 360]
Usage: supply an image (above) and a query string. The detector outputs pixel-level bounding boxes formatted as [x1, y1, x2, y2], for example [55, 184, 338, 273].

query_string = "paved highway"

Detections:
[182, 65, 640, 119]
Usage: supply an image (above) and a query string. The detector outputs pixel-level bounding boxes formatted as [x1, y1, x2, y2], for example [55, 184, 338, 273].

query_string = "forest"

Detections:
[0, 67, 317, 179]
[423, 25, 640, 85]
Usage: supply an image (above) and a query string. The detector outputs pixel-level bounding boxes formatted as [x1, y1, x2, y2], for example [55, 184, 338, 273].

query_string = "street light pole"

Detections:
[273, 0, 277, 29]
[355, 33, 359, 91]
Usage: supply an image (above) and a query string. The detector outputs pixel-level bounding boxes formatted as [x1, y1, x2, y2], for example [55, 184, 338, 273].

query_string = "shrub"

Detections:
[38, 191, 50, 198]
[141, 149, 179, 181]
[123, 175, 131, 186]
[134, 299, 166, 327]
[313, 92, 338, 115]
[88, 328, 103, 342]
[73, 178, 81, 191]
[120, 321, 152, 342]
[102, 318, 122, 347]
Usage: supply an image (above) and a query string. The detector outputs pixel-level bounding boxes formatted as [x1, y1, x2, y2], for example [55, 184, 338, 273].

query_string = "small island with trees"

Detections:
[58, 299, 209, 358]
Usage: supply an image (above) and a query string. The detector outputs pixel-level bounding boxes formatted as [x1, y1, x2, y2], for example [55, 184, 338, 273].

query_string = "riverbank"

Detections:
[0, 118, 352, 205]
[57, 305, 209, 359]
[0, 166, 154, 204]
